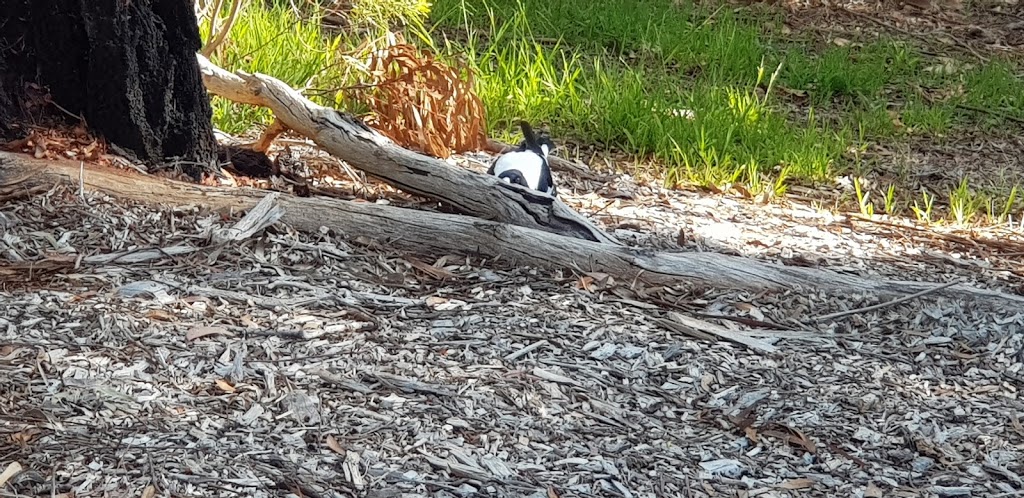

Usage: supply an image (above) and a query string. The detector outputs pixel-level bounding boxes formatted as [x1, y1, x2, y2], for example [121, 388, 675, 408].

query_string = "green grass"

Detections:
[426, 0, 1024, 221]
[199, 0, 437, 134]
[901, 99, 954, 136]
[205, 0, 1024, 226]
[200, 2, 346, 134]
[430, 0, 850, 194]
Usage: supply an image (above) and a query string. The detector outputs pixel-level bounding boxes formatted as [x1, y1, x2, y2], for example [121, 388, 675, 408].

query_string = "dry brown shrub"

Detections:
[353, 41, 488, 159]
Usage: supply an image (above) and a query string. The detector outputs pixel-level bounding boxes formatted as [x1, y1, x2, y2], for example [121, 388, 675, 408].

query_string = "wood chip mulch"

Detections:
[2, 156, 1024, 498]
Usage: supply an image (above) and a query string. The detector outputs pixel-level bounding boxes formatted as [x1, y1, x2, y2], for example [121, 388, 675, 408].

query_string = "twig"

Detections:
[846, 214, 1022, 252]
[0, 184, 48, 203]
[202, 0, 225, 52]
[503, 339, 548, 362]
[692, 312, 790, 330]
[202, 0, 244, 58]
[840, 7, 988, 62]
[809, 280, 959, 322]
[363, 371, 457, 396]
[664, 312, 780, 354]
[956, 103, 1024, 125]
[78, 160, 85, 201]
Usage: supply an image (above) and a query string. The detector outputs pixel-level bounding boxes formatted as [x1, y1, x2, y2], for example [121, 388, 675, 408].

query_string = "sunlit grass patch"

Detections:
[427, 0, 1024, 224]
[431, 0, 845, 197]
[202, 0, 1024, 226]
[200, 2, 344, 134]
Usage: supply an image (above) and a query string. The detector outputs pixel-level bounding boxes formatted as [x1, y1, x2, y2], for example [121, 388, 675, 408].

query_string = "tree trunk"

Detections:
[0, 0, 218, 179]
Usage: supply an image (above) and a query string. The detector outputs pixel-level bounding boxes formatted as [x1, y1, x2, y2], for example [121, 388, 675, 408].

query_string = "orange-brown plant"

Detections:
[354, 42, 488, 159]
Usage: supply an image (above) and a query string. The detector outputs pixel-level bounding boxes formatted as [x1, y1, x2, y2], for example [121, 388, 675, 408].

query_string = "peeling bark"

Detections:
[197, 55, 618, 244]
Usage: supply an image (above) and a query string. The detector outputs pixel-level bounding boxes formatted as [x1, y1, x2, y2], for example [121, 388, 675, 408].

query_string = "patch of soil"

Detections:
[777, 0, 1024, 59]
[868, 134, 1024, 195]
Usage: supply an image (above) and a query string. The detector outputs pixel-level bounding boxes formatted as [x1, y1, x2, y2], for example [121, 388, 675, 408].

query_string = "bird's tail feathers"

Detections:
[517, 120, 540, 149]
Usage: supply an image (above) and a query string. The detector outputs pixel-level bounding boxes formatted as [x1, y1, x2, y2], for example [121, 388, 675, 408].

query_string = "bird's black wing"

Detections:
[540, 159, 557, 196]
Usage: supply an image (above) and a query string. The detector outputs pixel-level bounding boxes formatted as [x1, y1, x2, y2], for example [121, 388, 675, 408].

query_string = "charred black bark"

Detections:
[0, 0, 218, 179]
[218, 145, 276, 178]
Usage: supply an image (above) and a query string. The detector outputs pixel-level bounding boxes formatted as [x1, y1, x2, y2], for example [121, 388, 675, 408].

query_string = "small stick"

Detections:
[810, 280, 959, 322]
[504, 339, 549, 362]
[254, 118, 289, 153]
[956, 103, 1024, 125]
[78, 160, 85, 200]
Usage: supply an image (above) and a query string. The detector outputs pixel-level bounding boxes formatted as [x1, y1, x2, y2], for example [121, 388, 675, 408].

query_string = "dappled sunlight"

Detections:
[10, 176, 1024, 496]
[4, 0, 1024, 497]
[427, 0, 1024, 225]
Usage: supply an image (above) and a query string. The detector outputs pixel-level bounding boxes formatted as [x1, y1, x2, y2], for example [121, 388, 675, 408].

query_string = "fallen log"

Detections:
[196, 54, 618, 245]
[3, 151, 1022, 304]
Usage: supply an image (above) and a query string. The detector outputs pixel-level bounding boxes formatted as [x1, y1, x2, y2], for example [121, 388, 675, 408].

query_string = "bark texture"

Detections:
[4, 151, 1022, 305]
[197, 55, 619, 244]
[0, 0, 217, 178]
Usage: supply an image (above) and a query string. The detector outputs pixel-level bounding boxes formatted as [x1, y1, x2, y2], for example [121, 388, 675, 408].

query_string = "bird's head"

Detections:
[497, 170, 531, 189]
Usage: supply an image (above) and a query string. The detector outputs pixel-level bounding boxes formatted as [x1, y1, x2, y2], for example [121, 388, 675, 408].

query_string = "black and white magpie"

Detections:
[487, 121, 557, 197]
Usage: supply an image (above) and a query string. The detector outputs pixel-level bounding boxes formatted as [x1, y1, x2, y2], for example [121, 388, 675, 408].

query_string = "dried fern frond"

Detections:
[350, 41, 488, 159]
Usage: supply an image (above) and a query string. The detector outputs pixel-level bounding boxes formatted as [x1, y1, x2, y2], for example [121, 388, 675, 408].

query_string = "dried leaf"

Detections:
[186, 325, 231, 341]
[1011, 412, 1024, 438]
[865, 481, 884, 498]
[215, 379, 236, 393]
[576, 272, 616, 292]
[349, 41, 488, 158]
[406, 256, 457, 280]
[70, 291, 99, 302]
[326, 434, 345, 454]
[763, 424, 817, 454]
[0, 462, 22, 488]
[779, 478, 814, 490]
[10, 428, 40, 447]
[902, 0, 933, 8]
[426, 296, 448, 307]
[532, 367, 580, 386]
[734, 302, 765, 321]
[146, 309, 177, 322]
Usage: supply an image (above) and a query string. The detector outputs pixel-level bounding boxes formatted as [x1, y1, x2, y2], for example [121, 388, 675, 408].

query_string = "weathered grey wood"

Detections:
[3, 151, 1022, 305]
[196, 54, 617, 245]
